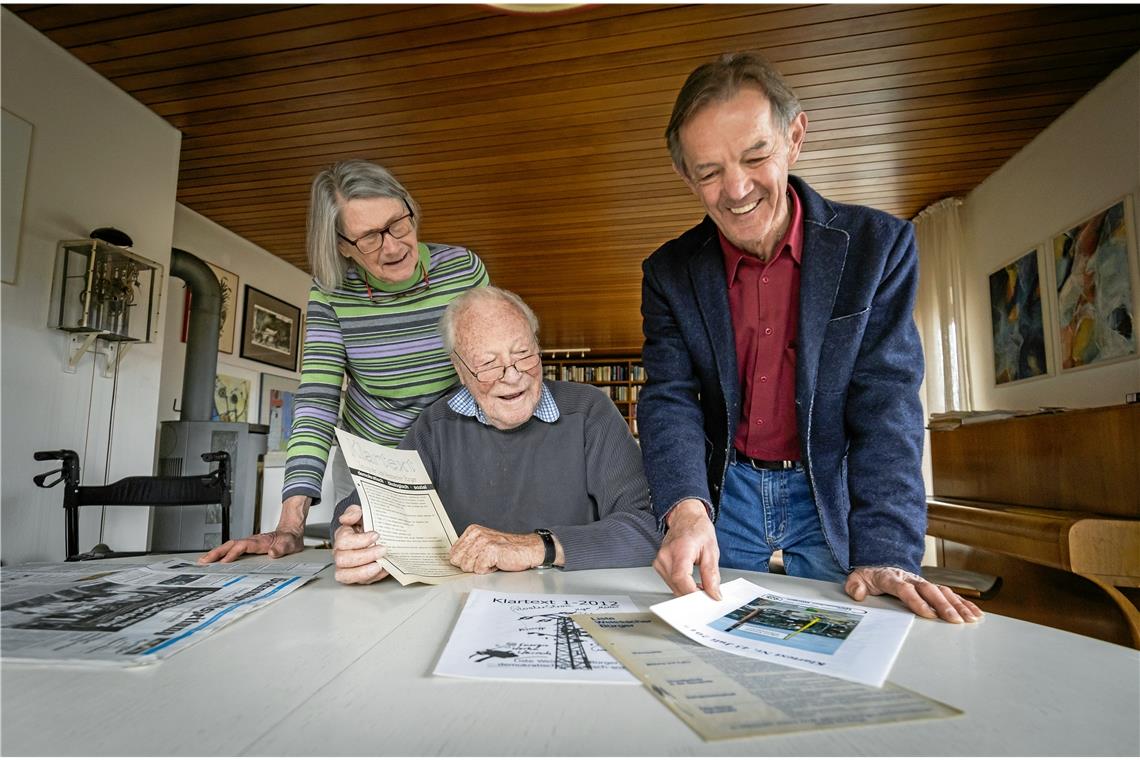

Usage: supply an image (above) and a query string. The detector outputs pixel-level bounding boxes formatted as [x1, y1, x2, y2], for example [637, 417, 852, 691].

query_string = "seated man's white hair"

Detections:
[439, 286, 540, 355]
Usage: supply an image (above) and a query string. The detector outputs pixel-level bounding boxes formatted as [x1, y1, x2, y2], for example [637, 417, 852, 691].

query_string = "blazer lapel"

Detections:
[795, 180, 849, 398]
[687, 221, 740, 416]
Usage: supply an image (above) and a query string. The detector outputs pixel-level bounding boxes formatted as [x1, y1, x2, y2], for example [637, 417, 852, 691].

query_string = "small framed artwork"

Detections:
[240, 285, 301, 371]
[260, 373, 300, 452]
[1051, 197, 1137, 371]
[181, 262, 238, 353]
[213, 372, 252, 423]
[989, 248, 1048, 385]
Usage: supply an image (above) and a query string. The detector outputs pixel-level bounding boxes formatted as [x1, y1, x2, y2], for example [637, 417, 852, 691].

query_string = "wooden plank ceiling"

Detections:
[12, 3, 1140, 352]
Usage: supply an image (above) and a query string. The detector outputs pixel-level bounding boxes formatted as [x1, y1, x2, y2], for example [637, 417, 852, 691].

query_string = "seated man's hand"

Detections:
[449, 525, 553, 574]
[654, 499, 722, 600]
[332, 504, 389, 585]
[845, 565, 984, 623]
[197, 529, 303, 564]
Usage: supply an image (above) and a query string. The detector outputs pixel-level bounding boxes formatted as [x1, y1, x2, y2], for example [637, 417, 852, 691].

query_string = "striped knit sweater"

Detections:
[283, 242, 488, 503]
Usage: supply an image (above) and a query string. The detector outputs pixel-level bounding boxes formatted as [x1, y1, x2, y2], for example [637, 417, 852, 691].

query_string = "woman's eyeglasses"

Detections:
[337, 208, 415, 255]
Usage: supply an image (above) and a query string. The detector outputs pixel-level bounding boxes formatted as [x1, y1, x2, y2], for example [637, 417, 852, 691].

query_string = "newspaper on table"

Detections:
[1, 561, 139, 590]
[334, 427, 470, 586]
[650, 578, 913, 687]
[575, 612, 959, 741]
[1, 560, 320, 666]
[434, 589, 640, 684]
[155, 557, 328, 577]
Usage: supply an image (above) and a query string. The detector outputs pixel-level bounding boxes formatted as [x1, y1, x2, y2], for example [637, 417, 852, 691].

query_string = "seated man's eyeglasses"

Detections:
[337, 208, 415, 255]
[453, 351, 540, 383]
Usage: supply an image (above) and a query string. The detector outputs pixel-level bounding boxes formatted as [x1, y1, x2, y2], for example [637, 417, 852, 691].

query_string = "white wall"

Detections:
[160, 204, 312, 425]
[1, 10, 182, 564]
[960, 52, 1140, 410]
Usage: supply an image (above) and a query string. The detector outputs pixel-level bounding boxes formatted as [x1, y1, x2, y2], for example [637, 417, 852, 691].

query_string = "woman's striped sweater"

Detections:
[282, 242, 488, 503]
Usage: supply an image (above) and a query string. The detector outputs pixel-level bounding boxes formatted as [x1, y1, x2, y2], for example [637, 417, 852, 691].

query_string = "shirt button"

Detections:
[762, 276, 769, 284]
[764, 327, 773, 335]
[757, 419, 764, 425]
[760, 376, 768, 383]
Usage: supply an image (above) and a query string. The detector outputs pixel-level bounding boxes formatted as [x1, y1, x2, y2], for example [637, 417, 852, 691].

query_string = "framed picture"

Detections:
[240, 285, 301, 371]
[1, 109, 33, 285]
[989, 248, 1048, 385]
[260, 373, 300, 452]
[181, 262, 238, 353]
[213, 373, 252, 423]
[1051, 197, 1137, 371]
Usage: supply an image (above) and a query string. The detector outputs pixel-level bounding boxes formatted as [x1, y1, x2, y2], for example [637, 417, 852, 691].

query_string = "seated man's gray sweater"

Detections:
[335, 380, 661, 570]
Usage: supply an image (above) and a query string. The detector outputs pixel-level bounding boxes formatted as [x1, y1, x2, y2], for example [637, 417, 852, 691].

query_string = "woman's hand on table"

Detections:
[197, 529, 304, 564]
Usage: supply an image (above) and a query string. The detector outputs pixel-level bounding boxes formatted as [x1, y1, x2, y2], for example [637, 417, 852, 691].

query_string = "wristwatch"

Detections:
[533, 528, 556, 569]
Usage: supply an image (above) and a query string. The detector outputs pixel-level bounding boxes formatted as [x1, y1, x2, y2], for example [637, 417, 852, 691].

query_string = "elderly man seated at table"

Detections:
[331, 286, 662, 583]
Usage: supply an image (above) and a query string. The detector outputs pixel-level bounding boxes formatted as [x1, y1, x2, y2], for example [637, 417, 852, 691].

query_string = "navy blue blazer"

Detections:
[638, 175, 927, 573]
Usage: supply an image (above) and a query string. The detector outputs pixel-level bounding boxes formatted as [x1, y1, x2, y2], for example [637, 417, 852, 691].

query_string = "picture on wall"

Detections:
[989, 249, 1047, 385]
[2, 108, 33, 285]
[181, 262, 238, 353]
[240, 285, 301, 371]
[1052, 198, 1136, 370]
[260, 373, 300, 453]
[213, 373, 250, 423]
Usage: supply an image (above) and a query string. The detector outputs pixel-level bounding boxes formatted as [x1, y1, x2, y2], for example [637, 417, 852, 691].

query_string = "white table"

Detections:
[3, 550, 1138, 755]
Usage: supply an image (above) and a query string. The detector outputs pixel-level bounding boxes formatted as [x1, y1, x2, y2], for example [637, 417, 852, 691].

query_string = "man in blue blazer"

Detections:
[639, 52, 980, 623]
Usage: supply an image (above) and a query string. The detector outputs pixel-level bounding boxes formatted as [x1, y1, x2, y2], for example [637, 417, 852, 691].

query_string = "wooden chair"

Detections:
[33, 449, 231, 561]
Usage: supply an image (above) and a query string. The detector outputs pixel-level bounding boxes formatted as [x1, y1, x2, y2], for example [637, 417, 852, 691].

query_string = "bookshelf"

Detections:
[541, 356, 645, 436]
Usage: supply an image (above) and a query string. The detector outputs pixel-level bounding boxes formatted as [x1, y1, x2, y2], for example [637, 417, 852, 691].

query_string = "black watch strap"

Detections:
[534, 528, 555, 568]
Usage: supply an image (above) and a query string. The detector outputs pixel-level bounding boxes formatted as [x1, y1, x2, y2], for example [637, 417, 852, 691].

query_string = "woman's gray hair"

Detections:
[440, 286, 540, 355]
[666, 52, 802, 176]
[307, 159, 421, 291]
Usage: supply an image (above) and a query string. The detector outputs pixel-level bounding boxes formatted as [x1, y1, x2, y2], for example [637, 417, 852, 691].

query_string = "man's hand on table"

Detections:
[845, 565, 984, 623]
[653, 498, 722, 600]
[332, 504, 390, 585]
[449, 525, 562, 574]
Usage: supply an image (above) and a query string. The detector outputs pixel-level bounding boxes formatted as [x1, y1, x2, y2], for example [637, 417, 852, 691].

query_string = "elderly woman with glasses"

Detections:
[200, 159, 488, 564]
[330, 287, 661, 583]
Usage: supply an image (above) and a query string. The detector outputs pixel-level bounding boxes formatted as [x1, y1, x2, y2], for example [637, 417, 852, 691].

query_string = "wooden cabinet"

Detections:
[541, 356, 644, 436]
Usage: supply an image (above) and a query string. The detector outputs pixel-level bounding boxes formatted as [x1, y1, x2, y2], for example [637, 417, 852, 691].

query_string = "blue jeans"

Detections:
[715, 458, 847, 582]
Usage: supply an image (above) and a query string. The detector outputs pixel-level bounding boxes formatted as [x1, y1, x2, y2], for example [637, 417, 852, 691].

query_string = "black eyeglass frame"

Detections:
[452, 350, 541, 384]
[336, 206, 416, 255]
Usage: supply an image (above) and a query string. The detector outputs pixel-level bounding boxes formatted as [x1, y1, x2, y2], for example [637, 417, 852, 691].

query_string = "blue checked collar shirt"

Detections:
[448, 381, 560, 426]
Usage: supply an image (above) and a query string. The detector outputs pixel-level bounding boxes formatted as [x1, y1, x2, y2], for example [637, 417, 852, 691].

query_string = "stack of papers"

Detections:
[1, 558, 326, 666]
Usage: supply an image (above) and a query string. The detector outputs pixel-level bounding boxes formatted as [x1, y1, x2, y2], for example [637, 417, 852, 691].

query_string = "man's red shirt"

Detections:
[720, 187, 803, 461]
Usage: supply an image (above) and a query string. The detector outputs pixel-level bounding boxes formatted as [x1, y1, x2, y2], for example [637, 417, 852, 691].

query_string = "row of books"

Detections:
[595, 385, 640, 402]
[546, 364, 646, 383]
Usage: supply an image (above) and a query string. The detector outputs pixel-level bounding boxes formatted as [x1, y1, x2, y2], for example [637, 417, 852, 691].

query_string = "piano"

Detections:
[927, 403, 1140, 648]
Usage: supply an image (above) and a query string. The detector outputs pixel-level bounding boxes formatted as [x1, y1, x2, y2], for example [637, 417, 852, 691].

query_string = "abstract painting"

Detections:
[212, 373, 250, 423]
[1052, 199, 1136, 370]
[989, 249, 1047, 384]
[259, 373, 300, 452]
